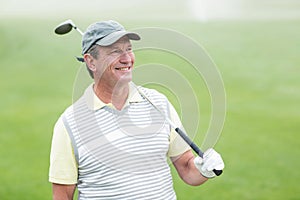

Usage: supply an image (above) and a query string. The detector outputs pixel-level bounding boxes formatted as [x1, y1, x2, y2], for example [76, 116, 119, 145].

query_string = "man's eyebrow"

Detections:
[109, 46, 119, 49]
[109, 43, 132, 49]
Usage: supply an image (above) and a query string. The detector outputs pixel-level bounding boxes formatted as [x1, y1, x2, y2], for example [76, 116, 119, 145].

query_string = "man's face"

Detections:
[94, 36, 135, 86]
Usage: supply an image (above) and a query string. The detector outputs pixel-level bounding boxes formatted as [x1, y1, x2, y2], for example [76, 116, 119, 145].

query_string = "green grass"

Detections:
[0, 19, 299, 199]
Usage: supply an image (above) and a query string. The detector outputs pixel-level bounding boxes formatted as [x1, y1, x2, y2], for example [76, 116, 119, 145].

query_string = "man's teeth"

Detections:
[117, 67, 130, 71]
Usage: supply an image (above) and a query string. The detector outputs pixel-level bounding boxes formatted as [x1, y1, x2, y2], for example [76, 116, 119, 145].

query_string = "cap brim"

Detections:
[96, 31, 140, 46]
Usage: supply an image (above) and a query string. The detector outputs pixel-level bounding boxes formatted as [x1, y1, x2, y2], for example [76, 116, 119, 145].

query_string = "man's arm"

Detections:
[53, 183, 76, 200]
[172, 148, 224, 186]
[171, 150, 208, 186]
[49, 117, 78, 199]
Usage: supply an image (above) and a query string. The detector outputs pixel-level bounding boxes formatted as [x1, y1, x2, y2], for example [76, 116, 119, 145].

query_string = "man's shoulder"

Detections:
[138, 86, 167, 100]
[137, 86, 171, 110]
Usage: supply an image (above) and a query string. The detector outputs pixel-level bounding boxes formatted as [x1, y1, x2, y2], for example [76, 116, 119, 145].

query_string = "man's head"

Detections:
[82, 20, 140, 84]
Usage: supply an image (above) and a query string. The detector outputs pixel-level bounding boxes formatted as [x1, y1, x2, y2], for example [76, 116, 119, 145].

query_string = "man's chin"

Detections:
[116, 75, 132, 85]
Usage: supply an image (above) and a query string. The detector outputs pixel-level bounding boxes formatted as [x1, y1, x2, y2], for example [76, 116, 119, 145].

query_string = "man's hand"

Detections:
[194, 148, 224, 178]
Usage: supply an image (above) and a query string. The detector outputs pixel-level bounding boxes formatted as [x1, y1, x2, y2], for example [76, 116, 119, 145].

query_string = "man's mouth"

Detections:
[115, 66, 131, 71]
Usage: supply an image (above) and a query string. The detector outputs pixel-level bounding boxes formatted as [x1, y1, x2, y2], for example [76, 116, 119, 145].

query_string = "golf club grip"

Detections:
[175, 128, 223, 176]
[213, 169, 223, 176]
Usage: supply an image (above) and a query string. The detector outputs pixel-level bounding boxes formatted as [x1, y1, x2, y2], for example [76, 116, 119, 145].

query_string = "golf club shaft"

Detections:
[136, 86, 222, 176]
[174, 128, 222, 176]
[74, 27, 83, 35]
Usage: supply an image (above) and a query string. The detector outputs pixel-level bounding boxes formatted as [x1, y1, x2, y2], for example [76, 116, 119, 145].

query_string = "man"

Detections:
[49, 20, 224, 200]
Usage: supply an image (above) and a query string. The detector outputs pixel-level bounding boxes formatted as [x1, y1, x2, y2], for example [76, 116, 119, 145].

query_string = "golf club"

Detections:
[54, 19, 222, 176]
[54, 19, 85, 62]
[135, 86, 222, 176]
[54, 19, 83, 35]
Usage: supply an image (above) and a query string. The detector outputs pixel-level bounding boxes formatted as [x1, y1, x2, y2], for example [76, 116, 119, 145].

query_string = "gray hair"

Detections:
[85, 44, 99, 78]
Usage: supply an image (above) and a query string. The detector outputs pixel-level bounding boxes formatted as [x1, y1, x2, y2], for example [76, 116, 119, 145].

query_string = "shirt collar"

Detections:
[84, 81, 144, 111]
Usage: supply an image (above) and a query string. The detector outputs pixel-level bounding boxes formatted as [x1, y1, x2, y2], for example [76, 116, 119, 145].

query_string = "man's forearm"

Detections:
[172, 150, 208, 186]
[52, 183, 76, 200]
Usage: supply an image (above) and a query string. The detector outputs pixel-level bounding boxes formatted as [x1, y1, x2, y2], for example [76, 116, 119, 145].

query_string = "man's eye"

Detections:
[112, 49, 122, 54]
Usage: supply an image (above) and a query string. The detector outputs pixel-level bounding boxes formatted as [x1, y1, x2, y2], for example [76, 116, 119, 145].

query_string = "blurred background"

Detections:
[2, 0, 300, 20]
[0, 0, 299, 199]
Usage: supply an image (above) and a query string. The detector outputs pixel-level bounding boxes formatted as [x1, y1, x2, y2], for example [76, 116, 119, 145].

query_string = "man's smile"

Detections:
[115, 66, 132, 71]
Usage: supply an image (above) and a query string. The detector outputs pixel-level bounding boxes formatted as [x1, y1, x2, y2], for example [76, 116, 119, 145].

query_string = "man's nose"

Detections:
[119, 52, 132, 64]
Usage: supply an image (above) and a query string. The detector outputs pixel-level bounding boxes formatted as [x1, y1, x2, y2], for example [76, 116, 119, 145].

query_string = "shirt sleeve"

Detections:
[49, 116, 78, 184]
[167, 102, 191, 157]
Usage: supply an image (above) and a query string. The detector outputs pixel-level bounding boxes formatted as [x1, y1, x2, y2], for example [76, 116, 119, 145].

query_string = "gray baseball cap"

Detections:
[81, 20, 141, 55]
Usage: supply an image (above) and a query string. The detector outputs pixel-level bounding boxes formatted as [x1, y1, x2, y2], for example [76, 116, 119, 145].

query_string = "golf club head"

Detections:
[54, 19, 76, 35]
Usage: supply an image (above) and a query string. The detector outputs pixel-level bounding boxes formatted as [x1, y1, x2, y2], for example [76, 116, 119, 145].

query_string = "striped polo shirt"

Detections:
[50, 82, 190, 199]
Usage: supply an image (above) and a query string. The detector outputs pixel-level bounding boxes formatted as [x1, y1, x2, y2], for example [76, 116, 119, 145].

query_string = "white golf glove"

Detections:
[194, 148, 224, 178]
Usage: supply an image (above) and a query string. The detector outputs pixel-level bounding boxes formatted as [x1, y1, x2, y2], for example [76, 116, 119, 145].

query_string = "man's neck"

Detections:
[93, 81, 130, 110]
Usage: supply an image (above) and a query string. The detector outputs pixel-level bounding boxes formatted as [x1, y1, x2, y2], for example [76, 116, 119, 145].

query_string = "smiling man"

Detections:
[49, 20, 224, 200]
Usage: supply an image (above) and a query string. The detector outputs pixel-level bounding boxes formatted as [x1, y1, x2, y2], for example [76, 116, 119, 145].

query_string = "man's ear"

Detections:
[84, 54, 96, 72]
